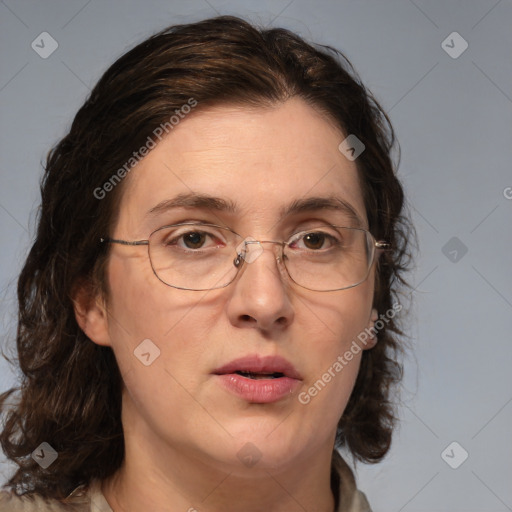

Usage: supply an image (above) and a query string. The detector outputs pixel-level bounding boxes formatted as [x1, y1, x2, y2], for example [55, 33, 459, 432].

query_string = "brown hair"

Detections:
[0, 15, 414, 499]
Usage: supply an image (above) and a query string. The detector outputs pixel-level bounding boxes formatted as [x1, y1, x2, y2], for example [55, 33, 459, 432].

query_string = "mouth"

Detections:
[212, 355, 302, 403]
[233, 371, 285, 380]
[213, 354, 302, 380]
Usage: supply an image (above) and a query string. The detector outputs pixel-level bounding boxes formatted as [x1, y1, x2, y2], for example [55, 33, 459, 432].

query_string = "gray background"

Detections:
[1, 1, 511, 510]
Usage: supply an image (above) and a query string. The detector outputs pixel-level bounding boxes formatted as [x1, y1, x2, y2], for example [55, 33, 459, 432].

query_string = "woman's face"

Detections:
[91, 97, 377, 473]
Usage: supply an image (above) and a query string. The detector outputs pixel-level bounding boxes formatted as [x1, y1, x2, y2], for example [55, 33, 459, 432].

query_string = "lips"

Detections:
[213, 355, 302, 403]
[213, 355, 302, 380]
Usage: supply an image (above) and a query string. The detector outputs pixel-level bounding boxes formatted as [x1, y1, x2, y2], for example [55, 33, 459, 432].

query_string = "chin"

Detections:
[228, 428, 302, 468]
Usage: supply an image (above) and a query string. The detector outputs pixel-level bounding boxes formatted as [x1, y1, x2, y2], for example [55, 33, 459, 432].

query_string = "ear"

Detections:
[72, 279, 111, 347]
[363, 308, 379, 350]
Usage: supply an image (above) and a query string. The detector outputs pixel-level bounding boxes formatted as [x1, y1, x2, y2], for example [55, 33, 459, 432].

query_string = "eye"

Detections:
[180, 231, 208, 249]
[302, 232, 328, 250]
[160, 226, 226, 251]
[289, 229, 341, 251]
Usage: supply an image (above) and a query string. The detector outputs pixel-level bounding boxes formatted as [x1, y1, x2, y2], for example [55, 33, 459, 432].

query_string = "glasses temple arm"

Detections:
[100, 238, 149, 246]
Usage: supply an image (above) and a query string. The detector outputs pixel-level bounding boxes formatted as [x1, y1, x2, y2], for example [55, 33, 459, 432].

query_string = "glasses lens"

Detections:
[148, 224, 375, 292]
[284, 227, 374, 291]
[148, 224, 241, 290]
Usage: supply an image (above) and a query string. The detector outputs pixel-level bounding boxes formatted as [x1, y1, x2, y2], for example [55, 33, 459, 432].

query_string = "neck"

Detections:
[104, 459, 336, 512]
[102, 408, 336, 512]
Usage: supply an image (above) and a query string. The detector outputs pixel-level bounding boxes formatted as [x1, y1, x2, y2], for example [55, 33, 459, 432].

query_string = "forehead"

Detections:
[117, 97, 367, 234]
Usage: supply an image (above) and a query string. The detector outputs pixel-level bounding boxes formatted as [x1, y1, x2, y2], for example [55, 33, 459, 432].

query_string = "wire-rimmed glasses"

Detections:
[100, 222, 390, 292]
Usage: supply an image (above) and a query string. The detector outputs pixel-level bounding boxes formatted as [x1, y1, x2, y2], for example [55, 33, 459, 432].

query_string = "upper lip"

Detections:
[213, 355, 302, 380]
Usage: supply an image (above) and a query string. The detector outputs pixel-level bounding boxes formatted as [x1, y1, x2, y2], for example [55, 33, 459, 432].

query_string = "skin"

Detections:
[75, 97, 379, 512]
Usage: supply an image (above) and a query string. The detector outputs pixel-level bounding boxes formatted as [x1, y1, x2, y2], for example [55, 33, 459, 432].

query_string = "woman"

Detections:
[0, 15, 412, 511]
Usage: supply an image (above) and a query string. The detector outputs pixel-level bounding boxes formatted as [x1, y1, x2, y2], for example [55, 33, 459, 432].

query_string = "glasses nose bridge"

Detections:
[241, 238, 286, 262]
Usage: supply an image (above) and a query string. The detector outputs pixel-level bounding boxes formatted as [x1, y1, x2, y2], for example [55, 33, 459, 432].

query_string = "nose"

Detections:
[226, 241, 294, 332]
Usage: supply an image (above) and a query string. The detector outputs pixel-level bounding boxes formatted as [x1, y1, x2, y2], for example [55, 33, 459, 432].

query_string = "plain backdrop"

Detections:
[1, 1, 511, 510]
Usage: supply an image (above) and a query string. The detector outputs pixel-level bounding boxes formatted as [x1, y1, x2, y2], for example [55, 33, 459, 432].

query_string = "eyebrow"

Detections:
[146, 193, 364, 227]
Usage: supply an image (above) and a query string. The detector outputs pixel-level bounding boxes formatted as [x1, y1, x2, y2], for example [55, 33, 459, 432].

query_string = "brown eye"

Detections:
[303, 232, 326, 250]
[292, 231, 340, 251]
[183, 232, 206, 249]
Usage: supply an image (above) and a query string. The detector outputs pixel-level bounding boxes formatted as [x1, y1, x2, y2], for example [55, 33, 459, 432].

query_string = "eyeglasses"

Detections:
[100, 222, 390, 292]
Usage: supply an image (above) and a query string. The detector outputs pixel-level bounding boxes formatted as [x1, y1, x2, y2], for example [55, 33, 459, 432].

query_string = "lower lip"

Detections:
[215, 374, 301, 403]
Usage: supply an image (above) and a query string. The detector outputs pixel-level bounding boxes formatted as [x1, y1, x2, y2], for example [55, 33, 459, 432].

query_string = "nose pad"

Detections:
[235, 237, 264, 264]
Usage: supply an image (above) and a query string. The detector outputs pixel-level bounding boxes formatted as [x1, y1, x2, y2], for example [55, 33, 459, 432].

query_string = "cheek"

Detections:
[294, 284, 373, 422]
[106, 251, 201, 341]
[296, 277, 373, 351]
[105, 254, 225, 386]
[297, 332, 362, 434]
[103, 264, 219, 445]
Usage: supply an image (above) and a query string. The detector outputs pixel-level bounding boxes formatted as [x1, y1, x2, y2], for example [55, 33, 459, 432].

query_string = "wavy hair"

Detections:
[0, 15, 414, 499]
